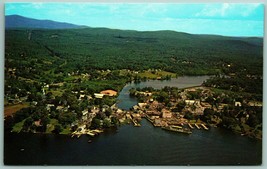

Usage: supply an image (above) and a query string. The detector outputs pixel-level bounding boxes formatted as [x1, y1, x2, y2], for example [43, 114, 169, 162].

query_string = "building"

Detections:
[154, 118, 162, 126]
[138, 103, 147, 109]
[82, 110, 89, 121]
[94, 93, 104, 99]
[248, 101, 262, 107]
[100, 90, 117, 96]
[235, 102, 242, 107]
[185, 100, 195, 105]
[46, 104, 55, 111]
[185, 100, 200, 106]
[162, 109, 172, 119]
[79, 94, 86, 100]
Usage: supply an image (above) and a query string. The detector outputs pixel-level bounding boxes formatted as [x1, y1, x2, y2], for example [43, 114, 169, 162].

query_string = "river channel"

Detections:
[4, 76, 262, 165]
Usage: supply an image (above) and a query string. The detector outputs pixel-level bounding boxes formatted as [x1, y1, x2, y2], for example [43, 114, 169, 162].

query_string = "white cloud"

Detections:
[195, 3, 262, 18]
[31, 3, 44, 9]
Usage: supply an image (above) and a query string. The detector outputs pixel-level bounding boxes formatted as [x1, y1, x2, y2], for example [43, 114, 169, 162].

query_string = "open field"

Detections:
[4, 103, 29, 117]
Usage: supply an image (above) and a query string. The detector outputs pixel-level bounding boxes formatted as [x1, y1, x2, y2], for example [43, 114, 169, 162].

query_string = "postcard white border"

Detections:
[0, 0, 266, 169]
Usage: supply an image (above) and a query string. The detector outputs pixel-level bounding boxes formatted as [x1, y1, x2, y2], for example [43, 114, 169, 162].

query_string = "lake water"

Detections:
[117, 76, 210, 110]
[4, 76, 262, 165]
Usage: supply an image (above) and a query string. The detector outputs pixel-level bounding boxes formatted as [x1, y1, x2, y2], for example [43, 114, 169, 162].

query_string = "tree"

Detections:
[103, 119, 111, 128]
[104, 108, 112, 117]
[90, 117, 101, 129]
[40, 116, 50, 132]
[53, 124, 63, 134]
[184, 111, 194, 120]
[22, 117, 34, 131]
[176, 101, 186, 112]
[111, 116, 119, 126]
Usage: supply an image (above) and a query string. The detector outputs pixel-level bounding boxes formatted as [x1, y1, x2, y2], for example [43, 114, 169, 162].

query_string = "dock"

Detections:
[132, 119, 141, 127]
[171, 125, 183, 129]
[87, 132, 95, 136]
[188, 123, 194, 129]
[195, 123, 201, 129]
[201, 124, 209, 130]
[162, 126, 192, 134]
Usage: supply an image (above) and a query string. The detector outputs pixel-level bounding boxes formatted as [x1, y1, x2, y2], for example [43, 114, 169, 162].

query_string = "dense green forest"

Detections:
[5, 28, 263, 78]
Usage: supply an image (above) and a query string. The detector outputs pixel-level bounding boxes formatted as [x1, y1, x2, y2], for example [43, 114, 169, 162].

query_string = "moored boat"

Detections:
[162, 126, 192, 134]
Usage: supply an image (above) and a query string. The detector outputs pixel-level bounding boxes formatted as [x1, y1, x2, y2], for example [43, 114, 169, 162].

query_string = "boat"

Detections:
[87, 132, 95, 136]
[171, 125, 183, 129]
[162, 126, 192, 134]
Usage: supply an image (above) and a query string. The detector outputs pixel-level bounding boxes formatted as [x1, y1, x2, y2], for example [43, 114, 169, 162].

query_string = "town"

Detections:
[4, 72, 263, 141]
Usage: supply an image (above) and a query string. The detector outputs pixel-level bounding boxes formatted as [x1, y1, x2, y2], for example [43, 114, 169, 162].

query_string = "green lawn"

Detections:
[138, 70, 176, 79]
[12, 119, 26, 133]
[60, 126, 72, 135]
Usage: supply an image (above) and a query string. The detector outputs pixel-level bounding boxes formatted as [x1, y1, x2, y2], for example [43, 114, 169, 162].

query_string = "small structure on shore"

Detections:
[94, 93, 104, 99]
[100, 90, 117, 96]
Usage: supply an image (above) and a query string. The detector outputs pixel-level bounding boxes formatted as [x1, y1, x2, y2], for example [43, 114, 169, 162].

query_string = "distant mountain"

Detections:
[5, 15, 86, 29]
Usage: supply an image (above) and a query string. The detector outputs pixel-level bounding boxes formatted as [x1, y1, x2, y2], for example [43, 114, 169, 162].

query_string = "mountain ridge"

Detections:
[5, 15, 263, 40]
[5, 15, 87, 29]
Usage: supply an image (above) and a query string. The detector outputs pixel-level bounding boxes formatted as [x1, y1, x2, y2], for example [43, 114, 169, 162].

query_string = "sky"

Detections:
[5, 3, 265, 37]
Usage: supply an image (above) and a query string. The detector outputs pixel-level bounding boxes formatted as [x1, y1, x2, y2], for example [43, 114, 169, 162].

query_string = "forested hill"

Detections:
[5, 27, 263, 76]
[5, 15, 86, 29]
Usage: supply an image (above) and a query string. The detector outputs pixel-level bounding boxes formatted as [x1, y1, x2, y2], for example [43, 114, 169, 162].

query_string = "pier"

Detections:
[188, 123, 194, 129]
[201, 124, 209, 130]
[195, 124, 201, 129]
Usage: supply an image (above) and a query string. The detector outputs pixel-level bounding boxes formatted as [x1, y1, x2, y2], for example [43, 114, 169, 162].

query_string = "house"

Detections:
[133, 105, 139, 110]
[185, 100, 200, 106]
[132, 113, 141, 120]
[91, 106, 100, 114]
[100, 90, 117, 96]
[117, 109, 123, 114]
[235, 102, 242, 107]
[138, 103, 147, 109]
[248, 101, 262, 107]
[32, 101, 38, 106]
[201, 102, 212, 108]
[46, 104, 55, 111]
[56, 105, 64, 110]
[185, 100, 195, 105]
[82, 110, 89, 121]
[146, 111, 161, 116]
[139, 92, 152, 96]
[34, 120, 41, 127]
[154, 118, 162, 126]
[79, 94, 86, 100]
[162, 109, 172, 119]
[94, 93, 104, 99]
[151, 116, 160, 119]
[56, 105, 68, 112]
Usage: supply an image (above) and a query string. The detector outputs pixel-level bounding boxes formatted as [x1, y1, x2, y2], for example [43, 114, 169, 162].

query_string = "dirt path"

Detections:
[4, 103, 29, 117]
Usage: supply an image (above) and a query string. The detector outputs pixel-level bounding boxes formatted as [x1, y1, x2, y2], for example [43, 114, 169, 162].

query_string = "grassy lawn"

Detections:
[46, 119, 59, 133]
[60, 127, 72, 135]
[50, 89, 64, 97]
[12, 119, 26, 133]
[138, 70, 176, 79]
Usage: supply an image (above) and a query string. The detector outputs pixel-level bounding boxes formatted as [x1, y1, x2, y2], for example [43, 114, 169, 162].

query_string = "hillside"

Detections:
[5, 15, 85, 29]
[5, 27, 263, 77]
[4, 17, 263, 137]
